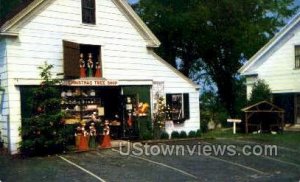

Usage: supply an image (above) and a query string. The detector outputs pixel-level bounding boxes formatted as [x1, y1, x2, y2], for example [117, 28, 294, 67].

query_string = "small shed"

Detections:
[242, 101, 285, 133]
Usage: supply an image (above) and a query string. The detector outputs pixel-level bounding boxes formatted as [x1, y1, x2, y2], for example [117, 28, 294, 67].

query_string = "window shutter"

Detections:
[183, 93, 190, 119]
[166, 94, 172, 109]
[63, 41, 80, 78]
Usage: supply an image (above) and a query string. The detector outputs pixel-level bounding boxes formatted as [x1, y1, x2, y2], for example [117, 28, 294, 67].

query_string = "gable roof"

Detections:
[239, 12, 300, 75]
[241, 101, 284, 113]
[0, 0, 160, 47]
[150, 51, 200, 89]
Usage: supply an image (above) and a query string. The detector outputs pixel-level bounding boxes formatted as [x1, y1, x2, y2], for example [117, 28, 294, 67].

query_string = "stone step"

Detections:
[284, 124, 300, 131]
[111, 140, 131, 148]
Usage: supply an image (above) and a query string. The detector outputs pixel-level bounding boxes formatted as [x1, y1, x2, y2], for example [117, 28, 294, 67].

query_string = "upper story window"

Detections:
[63, 41, 102, 79]
[295, 46, 300, 69]
[82, 0, 96, 24]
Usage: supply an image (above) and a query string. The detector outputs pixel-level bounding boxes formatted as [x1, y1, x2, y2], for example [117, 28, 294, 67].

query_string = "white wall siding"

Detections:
[3, 0, 200, 153]
[246, 26, 300, 93]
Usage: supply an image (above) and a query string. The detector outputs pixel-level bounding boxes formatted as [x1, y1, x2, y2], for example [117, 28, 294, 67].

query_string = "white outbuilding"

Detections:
[0, 0, 200, 154]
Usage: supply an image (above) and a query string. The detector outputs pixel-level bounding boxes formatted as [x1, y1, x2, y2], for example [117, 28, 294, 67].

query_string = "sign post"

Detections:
[227, 119, 242, 134]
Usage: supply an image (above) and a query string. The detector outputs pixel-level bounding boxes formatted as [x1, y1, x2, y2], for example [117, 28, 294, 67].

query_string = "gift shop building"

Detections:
[0, 0, 200, 154]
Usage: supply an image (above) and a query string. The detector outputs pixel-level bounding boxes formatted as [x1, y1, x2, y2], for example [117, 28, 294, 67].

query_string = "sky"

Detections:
[127, 0, 138, 4]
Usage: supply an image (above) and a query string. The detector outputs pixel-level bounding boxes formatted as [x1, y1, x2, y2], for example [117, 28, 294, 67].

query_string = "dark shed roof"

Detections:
[242, 101, 284, 113]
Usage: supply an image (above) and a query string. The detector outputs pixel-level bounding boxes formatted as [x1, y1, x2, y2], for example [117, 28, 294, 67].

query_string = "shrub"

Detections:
[201, 120, 208, 133]
[160, 132, 169, 139]
[188, 131, 197, 138]
[196, 129, 201, 137]
[141, 130, 153, 140]
[171, 131, 180, 139]
[179, 131, 187, 138]
[249, 79, 272, 105]
[200, 90, 229, 128]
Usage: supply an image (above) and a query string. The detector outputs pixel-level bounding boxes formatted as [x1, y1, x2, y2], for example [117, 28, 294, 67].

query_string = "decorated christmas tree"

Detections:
[20, 63, 65, 156]
[153, 96, 170, 139]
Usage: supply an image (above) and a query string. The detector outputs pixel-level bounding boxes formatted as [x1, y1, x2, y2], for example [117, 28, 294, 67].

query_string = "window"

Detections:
[63, 41, 102, 78]
[295, 46, 300, 69]
[82, 0, 96, 24]
[166, 93, 190, 124]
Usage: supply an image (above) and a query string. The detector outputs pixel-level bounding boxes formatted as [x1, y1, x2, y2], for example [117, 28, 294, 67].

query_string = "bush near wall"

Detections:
[179, 131, 188, 138]
[188, 131, 197, 138]
[160, 132, 169, 139]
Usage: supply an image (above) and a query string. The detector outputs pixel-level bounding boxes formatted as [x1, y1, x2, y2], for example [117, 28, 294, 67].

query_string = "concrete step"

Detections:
[284, 124, 300, 131]
[111, 140, 131, 148]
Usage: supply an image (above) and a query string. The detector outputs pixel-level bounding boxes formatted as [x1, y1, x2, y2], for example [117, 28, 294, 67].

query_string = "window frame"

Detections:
[81, 0, 96, 24]
[166, 93, 190, 124]
[295, 45, 300, 69]
[63, 41, 102, 79]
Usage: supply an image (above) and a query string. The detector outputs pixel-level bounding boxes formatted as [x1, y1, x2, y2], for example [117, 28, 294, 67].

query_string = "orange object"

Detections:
[127, 115, 133, 127]
[95, 62, 102, 77]
[100, 120, 112, 148]
[100, 135, 112, 148]
[75, 134, 81, 149]
[78, 134, 89, 151]
[80, 67, 86, 78]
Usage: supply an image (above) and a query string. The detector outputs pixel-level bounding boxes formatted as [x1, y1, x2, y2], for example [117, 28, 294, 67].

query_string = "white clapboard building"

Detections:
[0, 0, 200, 154]
[239, 14, 300, 126]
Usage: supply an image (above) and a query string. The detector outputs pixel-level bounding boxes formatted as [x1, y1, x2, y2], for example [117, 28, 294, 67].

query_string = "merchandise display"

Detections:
[61, 87, 102, 124]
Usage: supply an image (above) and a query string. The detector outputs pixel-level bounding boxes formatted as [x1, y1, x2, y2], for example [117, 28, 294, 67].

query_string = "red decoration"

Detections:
[95, 61, 102, 78]
[127, 114, 133, 127]
[100, 120, 112, 148]
[78, 126, 89, 151]
[79, 53, 86, 78]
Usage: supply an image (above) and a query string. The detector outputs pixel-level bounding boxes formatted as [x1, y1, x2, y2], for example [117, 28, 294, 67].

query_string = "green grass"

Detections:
[202, 128, 244, 139]
[202, 128, 300, 150]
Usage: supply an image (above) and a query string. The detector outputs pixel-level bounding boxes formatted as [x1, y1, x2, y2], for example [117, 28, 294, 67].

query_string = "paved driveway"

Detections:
[0, 138, 299, 182]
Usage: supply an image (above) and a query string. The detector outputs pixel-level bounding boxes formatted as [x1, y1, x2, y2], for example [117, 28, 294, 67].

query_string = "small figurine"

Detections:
[89, 123, 97, 149]
[100, 120, 112, 148]
[87, 53, 94, 77]
[78, 124, 89, 151]
[79, 53, 86, 78]
[74, 126, 82, 149]
[91, 112, 100, 122]
[126, 97, 133, 127]
[95, 60, 102, 78]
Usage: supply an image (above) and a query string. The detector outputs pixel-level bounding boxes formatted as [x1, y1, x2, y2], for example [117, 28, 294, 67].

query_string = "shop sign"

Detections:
[62, 79, 118, 86]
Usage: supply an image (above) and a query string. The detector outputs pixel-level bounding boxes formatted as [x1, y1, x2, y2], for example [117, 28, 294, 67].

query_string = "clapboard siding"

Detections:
[3, 0, 200, 153]
[248, 27, 300, 93]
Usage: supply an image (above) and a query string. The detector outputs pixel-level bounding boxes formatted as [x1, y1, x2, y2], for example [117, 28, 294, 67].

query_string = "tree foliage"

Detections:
[248, 79, 272, 105]
[0, 0, 22, 19]
[133, 0, 298, 116]
[20, 63, 64, 156]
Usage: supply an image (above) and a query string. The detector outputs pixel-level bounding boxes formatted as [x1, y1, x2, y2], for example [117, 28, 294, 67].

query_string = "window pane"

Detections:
[82, 0, 95, 24]
[296, 56, 300, 68]
[296, 46, 300, 56]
